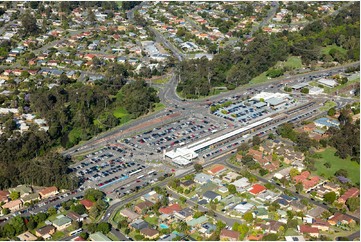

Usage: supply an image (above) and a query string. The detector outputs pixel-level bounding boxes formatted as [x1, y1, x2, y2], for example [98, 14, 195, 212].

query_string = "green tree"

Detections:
[9, 192, 20, 201]
[295, 182, 303, 193]
[84, 189, 105, 202]
[346, 197, 360, 212]
[328, 107, 336, 116]
[20, 10, 38, 37]
[301, 87, 309, 94]
[289, 168, 300, 178]
[2, 208, 10, 215]
[243, 212, 253, 223]
[47, 207, 57, 216]
[252, 136, 261, 146]
[26, 219, 37, 230]
[71, 204, 86, 215]
[194, 163, 203, 172]
[96, 222, 111, 234]
[227, 184, 237, 194]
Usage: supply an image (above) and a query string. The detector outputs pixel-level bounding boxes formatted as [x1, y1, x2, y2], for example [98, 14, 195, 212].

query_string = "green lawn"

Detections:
[276, 56, 303, 69]
[51, 231, 65, 240]
[313, 147, 360, 184]
[153, 102, 165, 112]
[322, 44, 347, 55]
[144, 215, 159, 225]
[250, 71, 270, 84]
[152, 77, 169, 84]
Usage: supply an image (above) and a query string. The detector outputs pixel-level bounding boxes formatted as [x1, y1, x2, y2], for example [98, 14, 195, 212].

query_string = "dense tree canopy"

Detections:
[176, 3, 359, 98]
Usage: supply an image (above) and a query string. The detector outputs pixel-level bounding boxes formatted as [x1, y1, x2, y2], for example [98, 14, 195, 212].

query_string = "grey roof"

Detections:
[266, 97, 285, 106]
[195, 173, 212, 184]
[203, 190, 220, 200]
[291, 82, 308, 89]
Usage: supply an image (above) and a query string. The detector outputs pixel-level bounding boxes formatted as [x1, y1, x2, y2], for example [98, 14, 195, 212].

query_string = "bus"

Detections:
[69, 228, 82, 236]
[129, 169, 142, 176]
[137, 175, 144, 179]
[147, 170, 156, 175]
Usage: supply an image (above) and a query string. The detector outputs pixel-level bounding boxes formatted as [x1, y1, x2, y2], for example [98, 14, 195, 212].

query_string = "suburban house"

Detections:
[314, 117, 340, 129]
[306, 207, 327, 220]
[292, 171, 320, 191]
[223, 172, 239, 182]
[130, 219, 148, 230]
[17, 231, 37, 241]
[2, 199, 23, 212]
[338, 187, 359, 204]
[220, 229, 240, 241]
[80, 199, 94, 210]
[142, 191, 163, 203]
[180, 180, 195, 189]
[21, 193, 40, 204]
[52, 216, 72, 230]
[231, 177, 250, 193]
[134, 200, 154, 214]
[67, 211, 85, 222]
[140, 228, 159, 239]
[120, 208, 140, 221]
[285, 236, 306, 241]
[298, 225, 319, 237]
[174, 207, 194, 222]
[310, 218, 330, 231]
[202, 191, 222, 202]
[8, 185, 32, 197]
[186, 215, 208, 228]
[159, 203, 181, 215]
[208, 164, 226, 176]
[0, 190, 9, 203]
[35, 225, 56, 239]
[233, 202, 255, 214]
[249, 184, 267, 195]
[89, 232, 111, 241]
[328, 213, 354, 226]
[194, 173, 213, 185]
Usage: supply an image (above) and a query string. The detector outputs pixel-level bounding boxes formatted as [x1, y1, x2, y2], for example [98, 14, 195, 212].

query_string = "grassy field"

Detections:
[322, 44, 347, 55]
[313, 147, 360, 185]
[250, 71, 270, 84]
[68, 127, 83, 144]
[276, 56, 303, 69]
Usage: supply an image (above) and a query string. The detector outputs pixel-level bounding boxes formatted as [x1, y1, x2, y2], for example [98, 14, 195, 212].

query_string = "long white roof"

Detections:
[189, 117, 273, 152]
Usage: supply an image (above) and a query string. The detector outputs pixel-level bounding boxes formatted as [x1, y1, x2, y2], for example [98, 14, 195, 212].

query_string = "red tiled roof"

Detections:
[249, 184, 266, 195]
[80, 199, 94, 208]
[74, 236, 86, 241]
[209, 164, 225, 175]
[220, 229, 240, 239]
[159, 203, 181, 214]
[0, 190, 9, 199]
[39, 186, 57, 196]
[338, 187, 359, 203]
[299, 225, 319, 234]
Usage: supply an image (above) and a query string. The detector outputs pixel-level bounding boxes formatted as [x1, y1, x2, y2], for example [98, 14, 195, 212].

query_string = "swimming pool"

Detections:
[159, 223, 169, 229]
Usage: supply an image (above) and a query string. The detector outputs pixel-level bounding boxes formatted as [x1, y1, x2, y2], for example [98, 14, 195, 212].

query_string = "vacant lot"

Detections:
[313, 147, 359, 185]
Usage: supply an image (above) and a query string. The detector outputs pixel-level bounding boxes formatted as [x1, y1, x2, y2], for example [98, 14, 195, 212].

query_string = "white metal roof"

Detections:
[189, 117, 273, 152]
